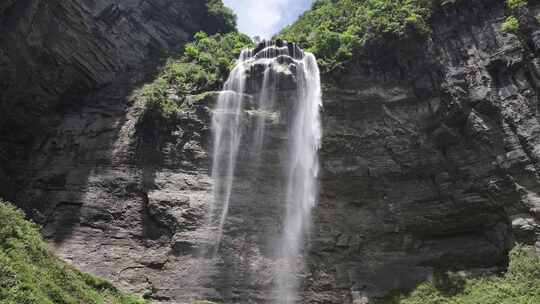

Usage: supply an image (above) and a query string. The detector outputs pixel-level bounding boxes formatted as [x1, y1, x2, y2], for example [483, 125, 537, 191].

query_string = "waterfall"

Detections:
[210, 49, 251, 254]
[210, 41, 322, 303]
[276, 52, 322, 304]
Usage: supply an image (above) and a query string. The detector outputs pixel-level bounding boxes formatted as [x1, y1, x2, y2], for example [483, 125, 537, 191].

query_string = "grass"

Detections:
[378, 245, 540, 304]
[0, 199, 147, 304]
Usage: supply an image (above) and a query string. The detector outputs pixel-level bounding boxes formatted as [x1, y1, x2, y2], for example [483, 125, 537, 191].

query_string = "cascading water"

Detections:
[210, 40, 322, 303]
[276, 52, 322, 304]
[210, 48, 251, 254]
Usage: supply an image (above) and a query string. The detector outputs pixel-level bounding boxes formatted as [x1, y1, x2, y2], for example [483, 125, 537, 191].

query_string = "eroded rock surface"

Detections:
[2, 0, 540, 303]
[309, 1, 540, 302]
[0, 0, 229, 197]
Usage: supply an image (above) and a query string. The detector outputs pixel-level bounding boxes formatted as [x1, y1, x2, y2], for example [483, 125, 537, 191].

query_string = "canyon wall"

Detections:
[1, 0, 540, 303]
[311, 0, 540, 302]
[0, 0, 231, 198]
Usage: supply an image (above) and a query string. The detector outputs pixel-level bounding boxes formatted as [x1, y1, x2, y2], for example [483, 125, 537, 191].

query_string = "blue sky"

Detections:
[223, 0, 314, 39]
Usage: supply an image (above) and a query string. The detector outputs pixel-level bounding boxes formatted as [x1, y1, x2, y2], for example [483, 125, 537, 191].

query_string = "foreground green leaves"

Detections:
[0, 200, 146, 304]
[380, 245, 540, 304]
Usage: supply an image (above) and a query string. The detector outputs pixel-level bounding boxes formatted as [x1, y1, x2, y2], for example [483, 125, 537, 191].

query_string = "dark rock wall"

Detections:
[0, 0, 224, 197]
[2, 0, 540, 303]
[310, 0, 540, 302]
[0, 0, 226, 300]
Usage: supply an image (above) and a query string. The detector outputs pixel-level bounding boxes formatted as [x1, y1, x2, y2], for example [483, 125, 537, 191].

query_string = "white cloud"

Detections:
[223, 0, 313, 39]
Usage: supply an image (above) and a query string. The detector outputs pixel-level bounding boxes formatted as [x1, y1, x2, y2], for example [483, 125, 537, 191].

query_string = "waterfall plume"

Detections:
[210, 40, 322, 303]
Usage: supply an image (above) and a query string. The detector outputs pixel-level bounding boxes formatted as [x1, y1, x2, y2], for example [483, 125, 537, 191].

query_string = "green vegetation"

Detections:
[206, 0, 237, 34]
[135, 31, 253, 118]
[0, 200, 146, 304]
[277, 0, 531, 70]
[278, 0, 435, 70]
[502, 16, 520, 32]
[503, 0, 527, 33]
[507, 0, 527, 9]
[378, 245, 540, 304]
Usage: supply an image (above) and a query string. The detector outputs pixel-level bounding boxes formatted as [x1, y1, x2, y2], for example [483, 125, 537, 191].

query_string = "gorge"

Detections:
[1, 0, 540, 303]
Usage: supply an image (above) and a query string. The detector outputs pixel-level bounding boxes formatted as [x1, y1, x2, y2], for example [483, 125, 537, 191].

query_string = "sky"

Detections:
[222, 0, 314, 39]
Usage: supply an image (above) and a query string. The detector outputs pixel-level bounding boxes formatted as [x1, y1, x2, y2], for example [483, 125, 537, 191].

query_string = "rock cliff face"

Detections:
[0, 0, 230, 198]
[310, 0, 540, 302]
[2, 0, 540, 303]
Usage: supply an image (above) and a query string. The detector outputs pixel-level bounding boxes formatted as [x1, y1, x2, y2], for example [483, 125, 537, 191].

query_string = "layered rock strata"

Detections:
[2, 0, 540, 303]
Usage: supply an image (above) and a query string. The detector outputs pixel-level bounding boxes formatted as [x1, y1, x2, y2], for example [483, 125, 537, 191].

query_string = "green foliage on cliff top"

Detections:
[379, 245, 540, 304]
[135, 31, 253, 118]
[277, 0, 435, 70]
[206, 0, 237, 33]
[507, 0, 527, 9]
[0, 200, 146, 304]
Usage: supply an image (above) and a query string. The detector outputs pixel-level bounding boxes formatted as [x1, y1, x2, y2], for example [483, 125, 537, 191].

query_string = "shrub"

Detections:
[205, 0, 237, 34]
[502, 16, 520, 32]
[135, 31, 253, 118]
[0, 199, 147, 304]
[378, 245, 540, 304]
[277, 0, 434, 70]
[507, 0, 528, 9]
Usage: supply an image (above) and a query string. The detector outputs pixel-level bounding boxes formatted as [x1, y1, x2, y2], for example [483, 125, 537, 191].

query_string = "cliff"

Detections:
[313, 0, 540, 301]
[1, 0, 539, 303]
[0, 0, 233, 198]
